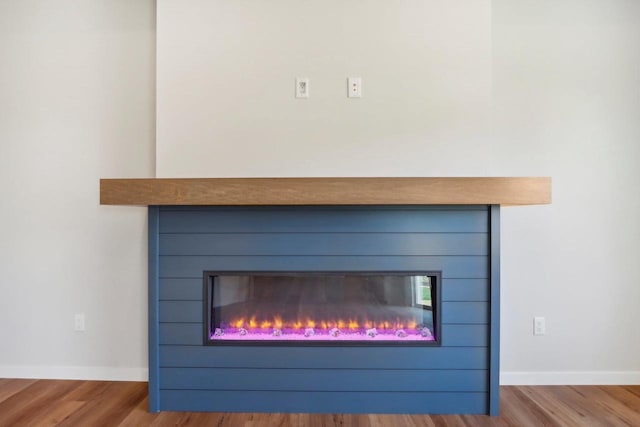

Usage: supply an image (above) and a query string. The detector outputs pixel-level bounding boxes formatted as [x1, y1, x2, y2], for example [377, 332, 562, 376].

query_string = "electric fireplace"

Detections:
[100, 177, 552, 415]
[204, 272, 441, 345]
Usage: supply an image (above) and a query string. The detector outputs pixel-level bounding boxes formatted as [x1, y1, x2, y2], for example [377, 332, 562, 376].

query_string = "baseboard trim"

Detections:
[501, 371, 640, 385]
[2, 367, 638, 385]
[0, 365, 148, 382]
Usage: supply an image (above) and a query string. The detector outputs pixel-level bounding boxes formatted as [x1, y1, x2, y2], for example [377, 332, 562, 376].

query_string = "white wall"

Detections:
[157, 0, 640, 384]
[1, 0, 638, 384]
[157, 0, 493, 177]
[0, 1, 155, 380]
[494, 0, 640, 384]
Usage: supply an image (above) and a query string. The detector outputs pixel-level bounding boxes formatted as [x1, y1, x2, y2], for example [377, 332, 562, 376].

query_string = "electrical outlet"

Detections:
[295, 78, 309, 98]
[74, 313, 85, 332]
[533, 316, 545, 336]
[348, 77, 362, 98]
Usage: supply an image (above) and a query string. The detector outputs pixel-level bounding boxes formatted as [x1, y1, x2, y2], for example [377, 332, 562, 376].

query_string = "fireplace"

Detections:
[100, 177, 551, 415]
[204, 272, 441, 345]
[149, 205, 498, 415]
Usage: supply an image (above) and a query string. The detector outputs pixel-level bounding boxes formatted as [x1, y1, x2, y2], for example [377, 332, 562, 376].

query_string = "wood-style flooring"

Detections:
[0, 379, 638, 426]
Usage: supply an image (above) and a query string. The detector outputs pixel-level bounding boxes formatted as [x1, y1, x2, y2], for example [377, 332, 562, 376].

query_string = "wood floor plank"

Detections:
[0, 380, 83, 427]
[26, 400, 86, 427]
[0, 378, 37, 405]
[54, 381, 147, 427]
[0, 380, 639, 427]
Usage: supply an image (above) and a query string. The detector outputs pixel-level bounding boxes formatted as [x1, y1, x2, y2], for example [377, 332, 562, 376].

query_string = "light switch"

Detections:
[295, 78, 309, 99]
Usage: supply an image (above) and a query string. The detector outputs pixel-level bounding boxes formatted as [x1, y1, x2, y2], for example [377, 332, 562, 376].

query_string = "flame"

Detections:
[274, 316, 283, 329]
[227, 316, 421, 331]
[260, 320, 271, 329]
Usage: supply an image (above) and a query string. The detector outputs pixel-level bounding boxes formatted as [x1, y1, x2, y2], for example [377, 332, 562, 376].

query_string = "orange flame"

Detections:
[228, 316, 420, 331]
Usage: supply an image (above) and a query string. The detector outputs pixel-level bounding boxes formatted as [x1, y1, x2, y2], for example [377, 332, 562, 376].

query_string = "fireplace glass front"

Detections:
[204, 272, 440, 346]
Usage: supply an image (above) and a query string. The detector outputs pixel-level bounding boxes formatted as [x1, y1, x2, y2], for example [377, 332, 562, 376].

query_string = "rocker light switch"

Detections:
[295, 78, 309, 98]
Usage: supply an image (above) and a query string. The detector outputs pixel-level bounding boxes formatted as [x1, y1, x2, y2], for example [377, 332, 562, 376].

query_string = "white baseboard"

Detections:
[501, 371, 640, 385]
[2, 366, 638, 385]
[0, 365, 148, 382]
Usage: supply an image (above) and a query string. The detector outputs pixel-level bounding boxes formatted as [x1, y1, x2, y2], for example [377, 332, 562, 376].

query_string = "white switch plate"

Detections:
[295, 78, 309, 98]
[348, 77, 362, 98]
[533, 316, 545, 336]
[74, 313, 85, 332]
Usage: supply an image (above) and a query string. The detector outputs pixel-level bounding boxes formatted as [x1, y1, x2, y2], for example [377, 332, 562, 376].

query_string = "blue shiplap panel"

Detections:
[159, 279, 203, 301]
[159, 256, 488, 279]
[160, 206, 487, 212]
[441, 324, 488, 347]
[159, 323, 202, 345]
[159, 209, 489, 234]
[442, 279, 488, 302]
[159, 233, 488, 256]
[159, 345, 488, 370]
[159, 368, 487, 392]
[489, 205, 501, 415]
[159, 301, 201, 323]
[159, 323, 488, 347]
[154, 206, 492, 414]
[147, 207, 160, 413]
[159, 390, 487, 414]
[441, 302, 488, 325]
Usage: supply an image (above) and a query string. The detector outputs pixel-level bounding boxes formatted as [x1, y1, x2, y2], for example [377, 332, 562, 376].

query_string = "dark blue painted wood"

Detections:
[148, 206, 160, 413]
[442, 279, 488, 302]
[160, 205, 488, 212]
[153, 206, 493, 414]
[159, 279, 203, 301]
[159, 323, 202, 345]
[442, 324, 489, 347]
[159, 208, 489, 234]
[489, 205, 501, 416]
[158, 255, 488, 279]
[159, 301, 202, 323]
[159, 322, 488, 347]
[159, 345, 489, 370]
[159, 390, 487, 414]
[159, 233, 488, 256]
[159, 368, 487, 392]
[441, 302, 488, 325]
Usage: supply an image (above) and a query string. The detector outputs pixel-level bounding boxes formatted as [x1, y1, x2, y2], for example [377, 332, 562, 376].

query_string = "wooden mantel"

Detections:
[100, 177, 551, 206]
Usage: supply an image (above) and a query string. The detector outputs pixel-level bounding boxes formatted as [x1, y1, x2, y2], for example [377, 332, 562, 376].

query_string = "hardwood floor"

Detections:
[0, 380, 638, 426]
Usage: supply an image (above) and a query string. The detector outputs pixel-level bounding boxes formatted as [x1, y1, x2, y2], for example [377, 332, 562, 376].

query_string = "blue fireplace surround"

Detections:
[148, 205, 500, 415]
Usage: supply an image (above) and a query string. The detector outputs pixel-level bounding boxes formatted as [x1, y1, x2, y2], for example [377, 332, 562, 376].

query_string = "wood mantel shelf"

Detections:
[99, 177, 551, 206]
